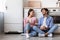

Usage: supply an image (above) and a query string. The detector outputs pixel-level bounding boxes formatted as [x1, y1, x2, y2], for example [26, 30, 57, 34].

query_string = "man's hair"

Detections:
[41, 8, 49, 14]
[28, 9, 34, 16]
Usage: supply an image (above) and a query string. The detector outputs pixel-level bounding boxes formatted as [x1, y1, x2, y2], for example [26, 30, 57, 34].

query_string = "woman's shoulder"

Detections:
[32, 17, 37, 20]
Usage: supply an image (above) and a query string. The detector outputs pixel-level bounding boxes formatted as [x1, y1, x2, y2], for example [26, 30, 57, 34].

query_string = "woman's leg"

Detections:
[24, 23, 31, 38]
[24, 23, 31, 33]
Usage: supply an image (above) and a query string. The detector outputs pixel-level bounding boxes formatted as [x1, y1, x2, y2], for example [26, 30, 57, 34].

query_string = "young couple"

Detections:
[24, 8, 58, 38]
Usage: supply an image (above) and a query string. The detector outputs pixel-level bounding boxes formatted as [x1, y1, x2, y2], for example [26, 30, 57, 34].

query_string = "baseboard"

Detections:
[53, 33, 60, 35]
[4, 32, 23, 34]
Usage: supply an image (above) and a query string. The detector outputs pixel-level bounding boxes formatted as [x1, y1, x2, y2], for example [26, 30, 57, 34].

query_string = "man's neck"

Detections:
[43, 14, 48, 17]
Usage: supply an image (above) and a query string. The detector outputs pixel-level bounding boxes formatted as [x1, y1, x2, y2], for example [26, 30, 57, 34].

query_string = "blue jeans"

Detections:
[24, 23, 37, 37]
[33, 25, 58, 34]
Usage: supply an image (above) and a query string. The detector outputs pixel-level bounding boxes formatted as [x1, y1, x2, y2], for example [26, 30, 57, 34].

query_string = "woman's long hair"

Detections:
[28, 9, 34, 16]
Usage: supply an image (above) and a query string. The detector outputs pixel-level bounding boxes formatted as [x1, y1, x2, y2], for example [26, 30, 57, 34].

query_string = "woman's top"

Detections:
[24, 17, 37, 27]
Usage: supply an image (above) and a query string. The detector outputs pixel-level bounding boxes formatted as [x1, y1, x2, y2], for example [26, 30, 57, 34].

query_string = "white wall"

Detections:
[24, 0, 58, 7]
[41, 0, 58, 7]
[24, 8, 43, 19]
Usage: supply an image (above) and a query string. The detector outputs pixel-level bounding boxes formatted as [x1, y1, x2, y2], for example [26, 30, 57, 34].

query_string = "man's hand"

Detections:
[40, 26, 48, 30]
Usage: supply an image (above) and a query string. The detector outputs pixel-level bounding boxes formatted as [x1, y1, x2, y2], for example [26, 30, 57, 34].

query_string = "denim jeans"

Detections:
[24, 23, 37, 37]
[32, 25, 58, 34]
[24, 23, 58, 36]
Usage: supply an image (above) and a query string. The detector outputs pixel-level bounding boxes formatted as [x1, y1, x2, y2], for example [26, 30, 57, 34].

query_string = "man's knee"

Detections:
[53, 25, 58, 29]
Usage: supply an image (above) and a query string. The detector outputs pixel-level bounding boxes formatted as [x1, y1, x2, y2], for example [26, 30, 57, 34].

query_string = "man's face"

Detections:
[41, 10, 47, 15]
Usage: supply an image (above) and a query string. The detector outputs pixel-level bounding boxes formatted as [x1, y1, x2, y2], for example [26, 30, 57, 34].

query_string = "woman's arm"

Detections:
[24, 18, 29, 27]
[35, 18, 38, 26]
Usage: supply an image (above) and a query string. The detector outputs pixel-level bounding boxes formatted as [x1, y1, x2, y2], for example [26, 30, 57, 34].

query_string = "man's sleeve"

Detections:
[49, 17, 54, 28]
[38, 18, 41, 27]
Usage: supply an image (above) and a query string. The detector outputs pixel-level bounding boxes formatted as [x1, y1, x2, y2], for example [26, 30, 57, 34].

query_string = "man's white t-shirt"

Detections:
[41, 17, 48, 28]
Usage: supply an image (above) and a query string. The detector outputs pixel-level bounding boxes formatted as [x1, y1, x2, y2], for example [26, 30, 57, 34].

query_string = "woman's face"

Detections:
[42, 9, 47, 15]
[30, 11, 34, 17]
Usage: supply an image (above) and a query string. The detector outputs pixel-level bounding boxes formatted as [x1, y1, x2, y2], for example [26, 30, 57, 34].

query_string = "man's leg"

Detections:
[33, 26, 45, 34]
[47, 25, 58, 34]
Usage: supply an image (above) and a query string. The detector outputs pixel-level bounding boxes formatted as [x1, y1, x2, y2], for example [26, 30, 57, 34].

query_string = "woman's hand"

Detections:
[35, 23, 38, 26]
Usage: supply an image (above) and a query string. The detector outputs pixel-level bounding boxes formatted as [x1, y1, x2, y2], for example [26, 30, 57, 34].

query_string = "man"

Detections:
[33, 8, 58, 37]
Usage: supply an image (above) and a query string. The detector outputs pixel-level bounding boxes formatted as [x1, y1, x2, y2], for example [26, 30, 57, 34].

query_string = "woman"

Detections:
[24, 9, 38, 38]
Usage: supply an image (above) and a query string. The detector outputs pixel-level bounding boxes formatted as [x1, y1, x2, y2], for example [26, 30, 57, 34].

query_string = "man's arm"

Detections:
[38, 18, 41, 27]
[49, 17, 54, 28]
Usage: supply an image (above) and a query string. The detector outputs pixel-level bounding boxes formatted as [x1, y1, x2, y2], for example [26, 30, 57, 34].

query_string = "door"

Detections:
[4, 0, 23, 33]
